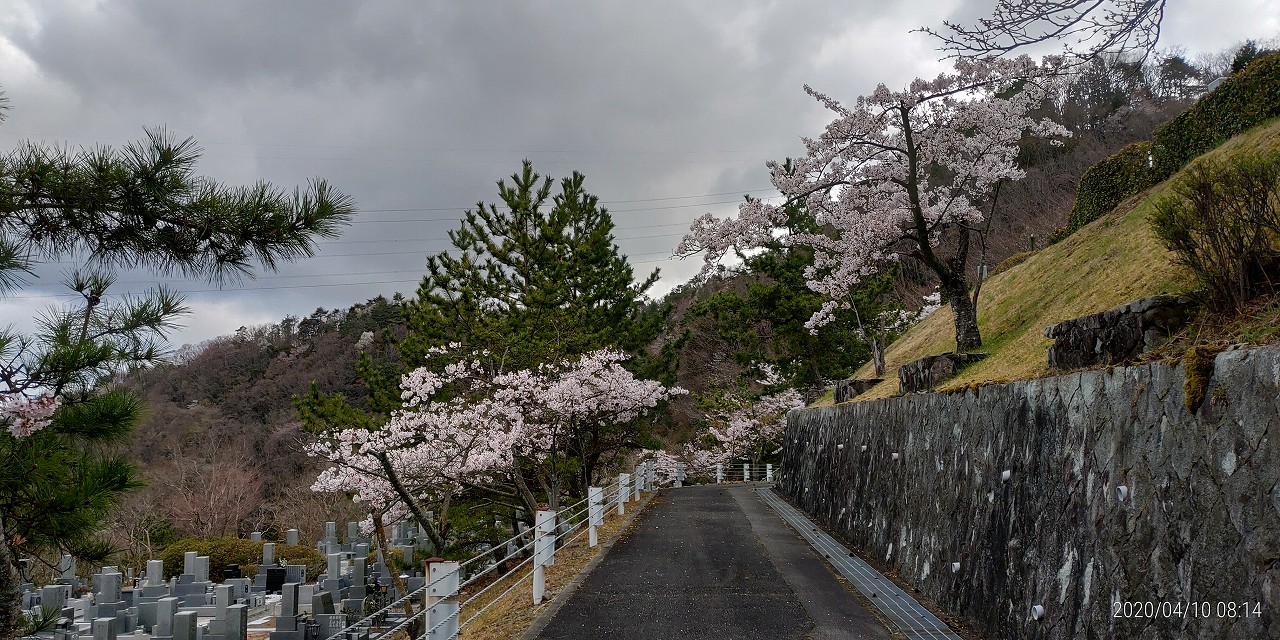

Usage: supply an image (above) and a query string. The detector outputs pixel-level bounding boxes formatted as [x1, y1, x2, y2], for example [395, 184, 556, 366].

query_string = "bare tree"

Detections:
[158, 437, 265, 538]
[919, 0, 1168, 63]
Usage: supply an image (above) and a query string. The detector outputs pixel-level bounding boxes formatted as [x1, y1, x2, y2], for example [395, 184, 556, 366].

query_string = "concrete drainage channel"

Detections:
[755, 487, 962, 640]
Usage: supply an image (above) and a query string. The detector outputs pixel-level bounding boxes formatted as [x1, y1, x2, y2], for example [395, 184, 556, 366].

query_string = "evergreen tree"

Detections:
[687, 198, 876, 387]
[398, 161, 667, 492]
[399, 160, 661, 370]
[0, 93, 353, 636]
[300, 161, 670, 538]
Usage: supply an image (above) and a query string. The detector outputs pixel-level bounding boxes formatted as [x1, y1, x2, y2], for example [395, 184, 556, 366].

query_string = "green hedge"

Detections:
[1061, 52, 1280, 239]
[1068, 141, 1157, 232]
[159, 538, 325, 581]
[1152, 53, 1280, 177]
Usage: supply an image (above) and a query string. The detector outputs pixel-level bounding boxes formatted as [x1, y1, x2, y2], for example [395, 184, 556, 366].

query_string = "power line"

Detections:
[0, 132, 796, 156]
[349, 195, 775, 218]
[315, 230, 690, 246]
[0, 254, 687, 299]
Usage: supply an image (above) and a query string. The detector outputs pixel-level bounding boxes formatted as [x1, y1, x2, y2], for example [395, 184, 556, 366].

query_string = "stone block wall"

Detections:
[780, 345, 1280, 639]
[898, 352, 986, 393]
[1044, 295, 1191, 370]
[833, 378, 882, 403]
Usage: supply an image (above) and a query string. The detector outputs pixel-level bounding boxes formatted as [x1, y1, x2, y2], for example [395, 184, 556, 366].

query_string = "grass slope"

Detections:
[845, 117, 1280, 402]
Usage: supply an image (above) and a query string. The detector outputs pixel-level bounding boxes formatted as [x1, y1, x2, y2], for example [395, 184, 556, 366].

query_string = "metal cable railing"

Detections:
[321, 471, 648, 640]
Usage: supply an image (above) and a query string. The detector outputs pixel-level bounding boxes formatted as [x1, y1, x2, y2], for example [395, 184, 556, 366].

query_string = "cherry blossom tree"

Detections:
[642, 364, 805, 484]
[306, 347, 685, 547]
[703, 387, 805, 465]
[678, 57, 1069, 352]
[640, 387, 803, 484]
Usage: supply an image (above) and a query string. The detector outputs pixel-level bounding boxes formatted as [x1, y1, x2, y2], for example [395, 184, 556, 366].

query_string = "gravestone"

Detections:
[284, 564, 306, 585]
[313, 589, 336, 615]
[225, 603, 248, 640]
[173, 610, 197, 640]
[272, 584, 308, 639]
[135, 563, 171, 630]
[58, 554, 77, 586]
[147, 560, 166, 587]
[93, 618, 116, 640]
[40, 584, 70, 614]
[265, 567, 287, 594]
[313, 613, 348, 639]
[286, 528, 299, 545]
[297, 584, 315, 614]
[153, 596, 178, 639]
[344, 556, 368, 610]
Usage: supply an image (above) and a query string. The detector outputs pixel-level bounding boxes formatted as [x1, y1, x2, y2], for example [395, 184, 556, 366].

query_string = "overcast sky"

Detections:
[1, 1, 1276, 350]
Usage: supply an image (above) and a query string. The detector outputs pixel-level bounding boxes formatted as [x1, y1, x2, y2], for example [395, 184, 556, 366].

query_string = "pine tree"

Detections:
[687, 198, 882, 388]
[299, 161, 670, 540]
[399, 160, 661, 370]
[0, 92, 354, 636]
[401, 161, 666, 492]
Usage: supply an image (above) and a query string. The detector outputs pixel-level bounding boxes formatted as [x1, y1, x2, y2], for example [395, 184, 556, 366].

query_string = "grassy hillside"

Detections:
[843, 117, 1280, 402]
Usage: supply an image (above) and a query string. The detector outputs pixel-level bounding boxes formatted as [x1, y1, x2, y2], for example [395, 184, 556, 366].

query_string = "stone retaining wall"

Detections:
[780, 345, 1280, 639]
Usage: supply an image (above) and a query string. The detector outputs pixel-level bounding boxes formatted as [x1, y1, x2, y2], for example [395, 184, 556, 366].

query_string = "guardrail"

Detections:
[325, 460, 657, 640]
[664, 462, 778, 487]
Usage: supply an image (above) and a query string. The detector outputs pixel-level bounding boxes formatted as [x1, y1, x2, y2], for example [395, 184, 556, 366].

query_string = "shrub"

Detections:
[1151, 53, 1280, 178]
[1068, 141, 1158, 233]
[1061, 52, 1280, 242]
[159, 538, 325, 581]
[1150, 152, 1280, 310]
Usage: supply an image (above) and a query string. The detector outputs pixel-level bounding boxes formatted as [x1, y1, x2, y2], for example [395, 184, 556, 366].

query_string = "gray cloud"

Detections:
[1, 0, 1272, 347]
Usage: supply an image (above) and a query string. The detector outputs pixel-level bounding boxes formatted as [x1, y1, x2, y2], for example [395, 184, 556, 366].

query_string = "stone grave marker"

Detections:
[173, 610, 197, 640]
[153, 596, 177, 639]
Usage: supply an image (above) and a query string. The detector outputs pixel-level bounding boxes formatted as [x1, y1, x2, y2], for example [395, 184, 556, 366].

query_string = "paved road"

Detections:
[529, 484, 892, 640]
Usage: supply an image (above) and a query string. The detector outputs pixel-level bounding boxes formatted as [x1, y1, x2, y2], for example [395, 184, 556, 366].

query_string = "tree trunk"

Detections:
[804, 335, 824, 386]
[945, 274, 983, 352]
[371, 452, 448, 552]
[372, 514, 415, 619]
[510, 456, 540, 525]
[870, 335, 887, 377]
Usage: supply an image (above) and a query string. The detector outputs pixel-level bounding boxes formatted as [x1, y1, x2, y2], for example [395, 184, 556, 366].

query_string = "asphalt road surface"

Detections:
[528, 484, 893, 640]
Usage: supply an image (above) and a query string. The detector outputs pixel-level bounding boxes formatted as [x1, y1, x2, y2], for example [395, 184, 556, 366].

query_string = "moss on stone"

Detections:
[1183, 343, 1226, 414]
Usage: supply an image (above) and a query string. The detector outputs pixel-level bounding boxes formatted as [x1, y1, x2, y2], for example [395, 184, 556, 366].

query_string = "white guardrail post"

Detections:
[743, 463, 750, 482]
[716, 464, 723, 483]
[676, 462, 686, 487]
[588, 486, 604, 547]
[533, 510, 556, 604]
[618, 474, 630, 515]
[766, 463, 773, 482]
[427, 561, 459, 640]
[647, 460, 655, 490]
[633, 469, 642, 501]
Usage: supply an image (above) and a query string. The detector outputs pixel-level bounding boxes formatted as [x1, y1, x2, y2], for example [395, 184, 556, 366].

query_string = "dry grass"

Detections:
[837, 118, 1280, 403]
[458, 495, 650, 640]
